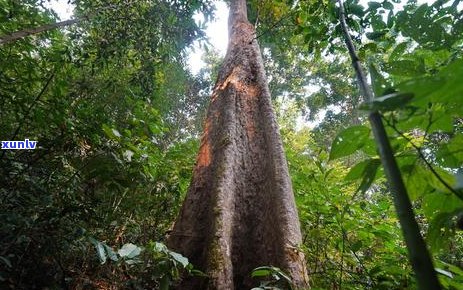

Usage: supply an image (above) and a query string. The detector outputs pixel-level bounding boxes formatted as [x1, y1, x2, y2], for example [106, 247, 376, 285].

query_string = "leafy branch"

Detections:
[383, 116, 463, 201]
[0, 19, 80, 45]
[0, 0, 145, 45]
[0, 72, 55, 162]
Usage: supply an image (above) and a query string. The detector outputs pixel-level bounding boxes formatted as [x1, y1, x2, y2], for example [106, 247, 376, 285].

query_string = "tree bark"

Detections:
[167, 0, 309, 289]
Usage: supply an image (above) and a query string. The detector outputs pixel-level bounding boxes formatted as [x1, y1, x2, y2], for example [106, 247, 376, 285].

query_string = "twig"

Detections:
[250, 9, 297, 43]
[384, 117, 463, 201]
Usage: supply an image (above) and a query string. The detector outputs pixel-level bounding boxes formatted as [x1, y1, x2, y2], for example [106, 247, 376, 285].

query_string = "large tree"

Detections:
[167, 0, 309, 289]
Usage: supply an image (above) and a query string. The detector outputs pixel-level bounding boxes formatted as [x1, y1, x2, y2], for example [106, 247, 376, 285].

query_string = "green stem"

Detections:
[337, 1, 442, 289]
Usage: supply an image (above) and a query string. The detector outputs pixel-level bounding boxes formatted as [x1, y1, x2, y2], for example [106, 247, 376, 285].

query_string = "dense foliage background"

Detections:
[0, 0, 462, 289]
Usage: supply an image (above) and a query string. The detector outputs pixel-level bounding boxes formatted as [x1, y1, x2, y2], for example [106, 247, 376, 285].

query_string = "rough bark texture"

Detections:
[167, 0, 309, 289]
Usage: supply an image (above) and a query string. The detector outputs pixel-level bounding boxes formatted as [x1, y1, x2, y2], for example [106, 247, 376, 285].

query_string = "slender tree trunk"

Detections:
[167, 0, 309, 289]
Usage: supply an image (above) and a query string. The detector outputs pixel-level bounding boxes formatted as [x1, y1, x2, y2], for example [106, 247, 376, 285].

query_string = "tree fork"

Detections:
[167, 0, 309, 289]
[337, 1, 442, 289]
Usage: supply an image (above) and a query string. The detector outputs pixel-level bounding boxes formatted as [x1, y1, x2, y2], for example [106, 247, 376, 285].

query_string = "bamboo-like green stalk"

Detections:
[337, 1, 442, 289]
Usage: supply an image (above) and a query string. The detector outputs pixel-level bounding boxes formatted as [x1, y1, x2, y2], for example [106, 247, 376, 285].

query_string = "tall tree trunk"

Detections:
[167, 0, 309, 289]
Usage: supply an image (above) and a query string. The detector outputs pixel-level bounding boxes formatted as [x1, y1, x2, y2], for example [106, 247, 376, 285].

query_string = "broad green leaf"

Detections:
[427, 212, 454, 252]
[369, 63, 389, 96]
[402, 164, 431, 201]
[427, 168, 458, 196]
[118, 243, 142, 259]
[390, 42, 409, 60]
[422, 192, 463, 218]
[349, 4, 365, 17]
[96, 243, 107, 264]
[434, 58, 463, 103]
[345, 159, 372, 181]
[366, 31, 386, 40]
[89, 237, 107, 264]
[251, 268, 272, 277]
[386, 60, 425, 76]
[368, 2, 382, 10]
[102, 124, 121, 140]
[329, 125, 371, 160]
[383, 1, 394, 10]
[345, 158, 381, 195]
[398, 59, 463, 105]
[154, 242, 168, 253]
[360, 92, 414, 112]
[88, 237, 107, 264]
[426, 105, 454, 133]
[190, 269, 208, 277]
[356, 158, 381, 194]
[169, 251, 189, 268]
[398, 77, 446, 105]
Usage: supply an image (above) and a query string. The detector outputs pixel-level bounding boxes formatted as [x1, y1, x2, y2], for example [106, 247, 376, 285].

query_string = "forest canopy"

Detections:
[0, 0, 462, 289]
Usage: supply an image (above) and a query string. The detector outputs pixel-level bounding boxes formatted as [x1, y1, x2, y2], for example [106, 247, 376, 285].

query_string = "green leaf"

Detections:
[96, 243, 107, 264]
[427, 212, 455, 252]
[118, 243, 142, 259]
[330, 126, 371, 160]
[390, 42, 409, 60]
[154, 242, 168, 253]
[369, 63, 389, 96]
[398, 76, 446, 105]
[386, 10, 394, 28]
[360, 92, 414, 111]
[368, 2, 382, 10]
[168, 251, 189, 268]
[366, 31, 386, 40]
[398, 58, 463, 105]
[102, 124, 121, 140]
[383, 1, 394, 10]
[434, 58, 463, 104]
[402, 164, 431, 201]
[357, 159, 381, 194]
[422, 192, 463, 218]
[345, 158, 380, 182]
[251, 268, 272, 277]
[190, 269, 208, 277]
[89, 237, 108, 264]
[386, 59, 426, 76]
[349, 4, 365, 17]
